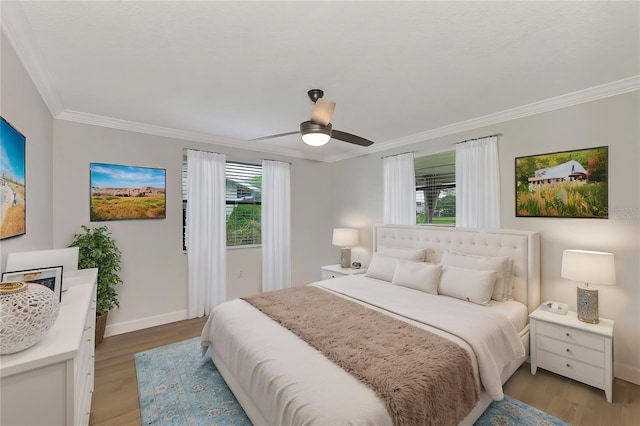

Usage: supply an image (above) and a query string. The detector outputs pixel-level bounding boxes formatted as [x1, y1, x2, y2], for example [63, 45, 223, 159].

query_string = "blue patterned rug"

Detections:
[135, 337, 568, 426]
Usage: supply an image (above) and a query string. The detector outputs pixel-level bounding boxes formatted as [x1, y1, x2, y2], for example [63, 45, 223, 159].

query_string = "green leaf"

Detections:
[69, 225, 122, 312]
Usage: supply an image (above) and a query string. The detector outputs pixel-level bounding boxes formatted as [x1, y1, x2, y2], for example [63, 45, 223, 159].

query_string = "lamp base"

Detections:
[577, 286, 599, 324]
[340, 248, 351, 269]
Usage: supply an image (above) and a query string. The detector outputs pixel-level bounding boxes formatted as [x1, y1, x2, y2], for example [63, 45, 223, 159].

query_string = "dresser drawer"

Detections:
[537, 335, 605, 366]
[537, 350, 605, 388]
[536, 321, 604, 351]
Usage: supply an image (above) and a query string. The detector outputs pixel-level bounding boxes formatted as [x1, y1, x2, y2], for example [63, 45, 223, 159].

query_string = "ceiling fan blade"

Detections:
[332, 130, 374, 147]
[310, 99, 336, 126]
[248, 130, 299, 142]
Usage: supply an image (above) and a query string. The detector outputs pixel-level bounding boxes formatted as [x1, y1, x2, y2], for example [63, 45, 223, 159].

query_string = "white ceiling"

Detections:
[3, 1, 639, 162]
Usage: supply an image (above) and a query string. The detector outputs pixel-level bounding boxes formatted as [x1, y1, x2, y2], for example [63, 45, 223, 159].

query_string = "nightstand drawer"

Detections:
[321, 270, 339, 280]
[321, 265, 367, 280]
[537, 321, 604, 351]
[537, 350, 605, 388]
[537, 335, 605, 366]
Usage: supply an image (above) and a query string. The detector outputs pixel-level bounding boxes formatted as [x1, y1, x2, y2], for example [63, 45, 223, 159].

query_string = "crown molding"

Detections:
[1, 1, 65, 116]
[56, 110, 328, 162]
[325, 75, 640, 163]
[59, 75, 638, 164]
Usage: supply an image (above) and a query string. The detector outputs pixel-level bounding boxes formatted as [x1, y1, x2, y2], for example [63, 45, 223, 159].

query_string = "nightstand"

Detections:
[529, 307, 614, 402]
[321, 264, 367, 280]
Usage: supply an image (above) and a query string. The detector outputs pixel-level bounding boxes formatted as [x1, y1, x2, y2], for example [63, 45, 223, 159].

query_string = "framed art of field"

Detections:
[515, 146, 608, 218]
[90, 163, 166, 221]
[0, 117, 26, 240]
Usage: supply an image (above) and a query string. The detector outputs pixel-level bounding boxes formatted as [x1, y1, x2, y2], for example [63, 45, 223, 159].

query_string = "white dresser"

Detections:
[1, 268, 98, 426]
[529, 307, 614, 402]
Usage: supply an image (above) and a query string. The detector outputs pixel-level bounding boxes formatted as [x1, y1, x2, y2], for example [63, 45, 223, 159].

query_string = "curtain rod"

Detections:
[381, 151, 414, 159]
[184, 148, 223, 155]
[263, 159, 292, 165]
[453, 133, 502, 145]
[184, 149, 292, 165]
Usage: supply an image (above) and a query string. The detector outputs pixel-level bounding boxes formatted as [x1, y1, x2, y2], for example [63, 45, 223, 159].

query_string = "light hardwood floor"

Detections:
[90, 317, 640, 426]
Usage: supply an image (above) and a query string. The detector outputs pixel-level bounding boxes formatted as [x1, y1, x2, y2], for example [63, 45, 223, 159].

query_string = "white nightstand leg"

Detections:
[604, 335, 613, 403]
[530, 320, 537, 374]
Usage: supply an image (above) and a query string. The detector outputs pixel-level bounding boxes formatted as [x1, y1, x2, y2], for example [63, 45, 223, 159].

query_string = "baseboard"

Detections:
[614, 361, 640, 386]
[104, 309, 188, 337]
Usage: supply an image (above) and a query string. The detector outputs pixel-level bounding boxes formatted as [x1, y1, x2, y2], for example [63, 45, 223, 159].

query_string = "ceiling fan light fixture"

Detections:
[302, 132, 331, 146]
[300, 121, 332, 146]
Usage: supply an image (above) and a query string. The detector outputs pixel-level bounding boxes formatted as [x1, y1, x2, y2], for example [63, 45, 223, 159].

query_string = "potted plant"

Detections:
[69, 225, 122, 345]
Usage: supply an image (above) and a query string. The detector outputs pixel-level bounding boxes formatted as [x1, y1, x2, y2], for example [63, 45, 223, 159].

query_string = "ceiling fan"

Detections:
[250, 89, 374, 147]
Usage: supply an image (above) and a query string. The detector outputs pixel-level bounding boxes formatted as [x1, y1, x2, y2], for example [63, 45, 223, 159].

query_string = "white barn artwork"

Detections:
[528, 160, 588, 187]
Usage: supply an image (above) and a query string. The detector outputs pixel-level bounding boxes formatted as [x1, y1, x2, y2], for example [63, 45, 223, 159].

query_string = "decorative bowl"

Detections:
[0, 281, 60, 354]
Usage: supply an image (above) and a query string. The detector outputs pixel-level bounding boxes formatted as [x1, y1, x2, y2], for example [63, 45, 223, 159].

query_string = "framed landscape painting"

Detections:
[0, 117, 26, 240]
[90, 163, 166, 221]
[515, 146, 608, 218]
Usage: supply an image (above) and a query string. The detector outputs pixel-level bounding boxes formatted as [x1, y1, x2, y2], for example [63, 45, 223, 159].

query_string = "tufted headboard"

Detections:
[373, 225, 541, 313]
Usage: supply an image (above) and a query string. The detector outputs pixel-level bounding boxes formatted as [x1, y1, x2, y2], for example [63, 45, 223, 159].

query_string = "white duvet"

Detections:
[201, 275, 527, 425]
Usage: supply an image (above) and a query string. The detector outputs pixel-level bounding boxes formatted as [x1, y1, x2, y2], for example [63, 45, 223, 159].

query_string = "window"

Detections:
[182, 155, 262, 249]
[224, 162, 262, 246]
[414, 151, 456, 225]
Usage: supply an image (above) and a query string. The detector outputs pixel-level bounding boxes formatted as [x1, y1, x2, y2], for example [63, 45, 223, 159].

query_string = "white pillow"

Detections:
[427, 250, 442, 264]
[377, 246, 426, 262]
[391, 261, 442, 294]
[438, 265, 497, 305]
[440, 251, 512, 301]
[365, 253, 399, 282]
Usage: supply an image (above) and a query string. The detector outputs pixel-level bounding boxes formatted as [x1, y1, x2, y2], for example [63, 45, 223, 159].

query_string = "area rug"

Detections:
[135, 337, 568, 426]
[135, 337, 251, 425]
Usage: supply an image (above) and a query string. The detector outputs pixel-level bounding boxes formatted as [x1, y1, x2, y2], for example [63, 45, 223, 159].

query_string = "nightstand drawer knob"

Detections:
[566, 332, 570, 337]
[566, 363, 571, 367]
[566, 348, 570, 353]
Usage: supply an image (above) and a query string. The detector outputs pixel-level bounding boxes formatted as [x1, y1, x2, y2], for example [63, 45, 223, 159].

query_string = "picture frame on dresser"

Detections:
[2, 266, 63, 302]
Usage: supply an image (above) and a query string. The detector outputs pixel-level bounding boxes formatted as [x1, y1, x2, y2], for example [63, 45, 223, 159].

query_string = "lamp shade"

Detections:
[332, 228, 358, 247]
[561, 249, 616, 286]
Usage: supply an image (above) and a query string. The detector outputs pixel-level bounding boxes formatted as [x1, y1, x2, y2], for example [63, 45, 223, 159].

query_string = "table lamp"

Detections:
[332, 228, 358, 268]
[561, 249, 616, 324]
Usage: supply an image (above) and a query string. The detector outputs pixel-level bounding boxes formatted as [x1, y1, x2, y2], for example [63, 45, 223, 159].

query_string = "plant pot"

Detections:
[95, 311, 108, 346]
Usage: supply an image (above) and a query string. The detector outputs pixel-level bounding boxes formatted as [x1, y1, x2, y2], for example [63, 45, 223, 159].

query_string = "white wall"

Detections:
[51, 120, 337, 335]
[0, 32, 53, 267]
[327, 91, 640, 384]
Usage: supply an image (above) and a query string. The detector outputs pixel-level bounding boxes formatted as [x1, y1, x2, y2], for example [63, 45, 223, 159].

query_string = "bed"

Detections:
[201, 225, 540, 425]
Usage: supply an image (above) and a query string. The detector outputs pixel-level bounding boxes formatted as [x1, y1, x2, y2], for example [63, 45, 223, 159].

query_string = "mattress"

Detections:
[201, 275, 529, 425]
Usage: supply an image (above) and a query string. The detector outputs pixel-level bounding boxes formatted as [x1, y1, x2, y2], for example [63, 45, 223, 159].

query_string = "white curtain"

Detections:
[261, 160, 291, 292]
[455, 136, 501, 228]
[383, 152, 416, 225]
[186, 149, 226, 318]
